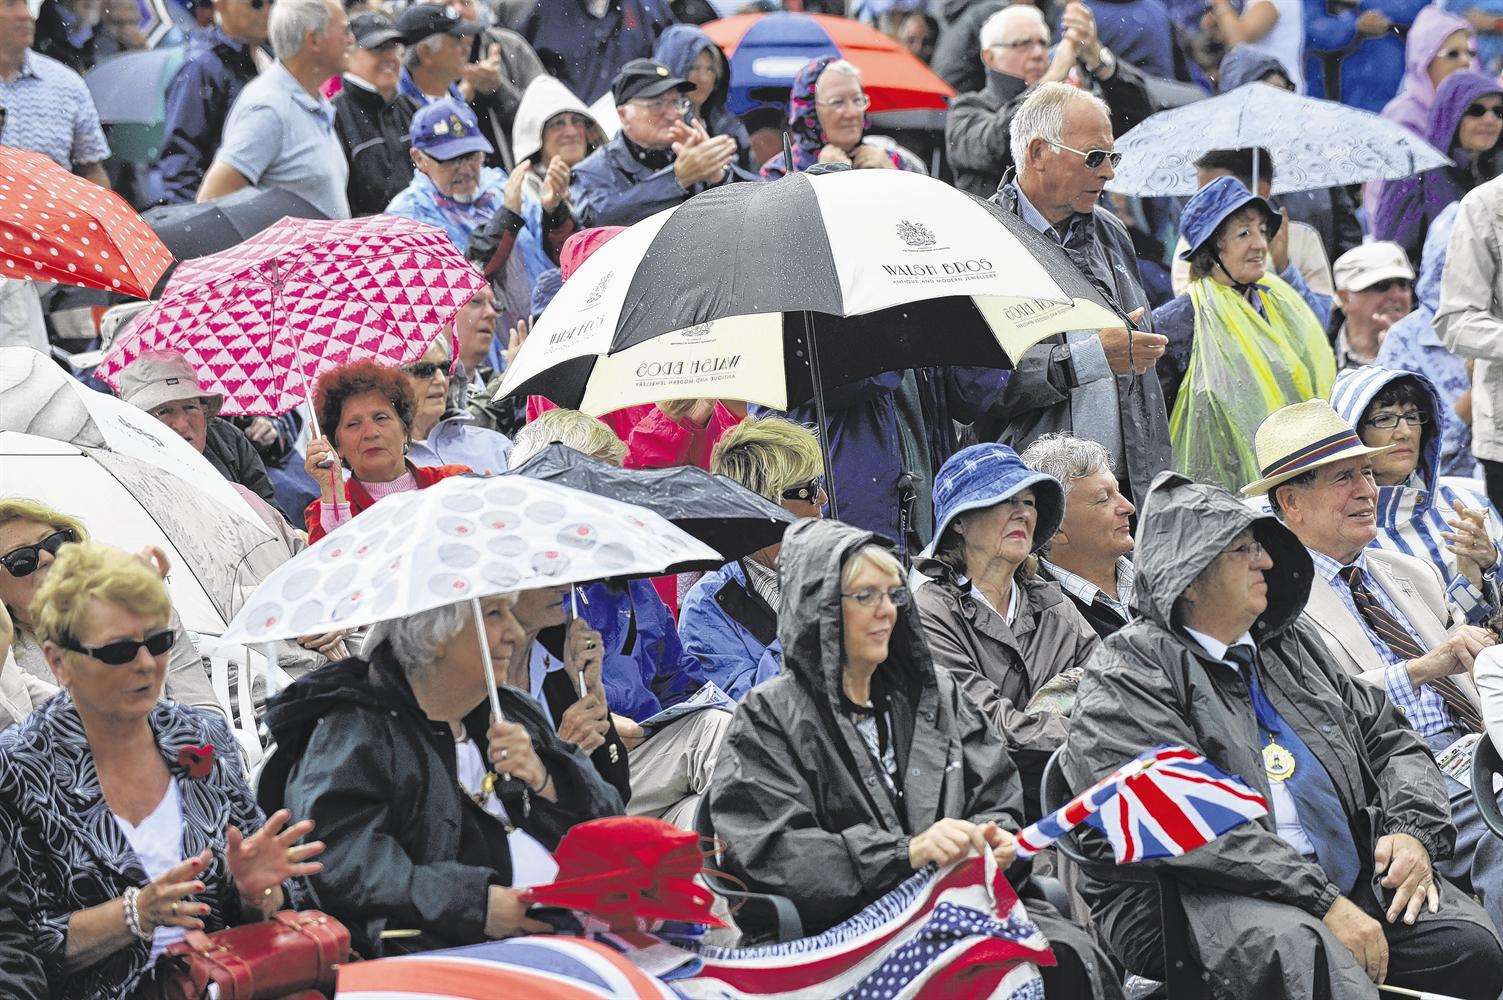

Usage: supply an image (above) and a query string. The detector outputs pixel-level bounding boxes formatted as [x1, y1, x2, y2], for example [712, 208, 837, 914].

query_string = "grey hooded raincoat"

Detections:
[1062, 472, 1491, 998]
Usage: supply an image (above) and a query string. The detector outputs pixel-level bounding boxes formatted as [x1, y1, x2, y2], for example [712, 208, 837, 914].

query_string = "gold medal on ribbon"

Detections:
[1263, 741, 1296, 783]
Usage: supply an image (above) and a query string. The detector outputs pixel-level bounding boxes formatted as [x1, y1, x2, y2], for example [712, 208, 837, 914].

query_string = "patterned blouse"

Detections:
[0, 694, 281, 1000]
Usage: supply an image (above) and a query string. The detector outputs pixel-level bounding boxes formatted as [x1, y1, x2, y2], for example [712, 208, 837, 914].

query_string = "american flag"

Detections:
[1080, 746, 1269, 863]
[646, 853, 1053, 999]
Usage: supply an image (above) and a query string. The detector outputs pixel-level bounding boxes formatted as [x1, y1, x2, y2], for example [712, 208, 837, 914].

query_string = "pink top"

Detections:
[318, 470, 417, 533]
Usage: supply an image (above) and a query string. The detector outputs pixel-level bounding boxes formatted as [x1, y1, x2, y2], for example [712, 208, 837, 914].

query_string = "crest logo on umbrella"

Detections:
[677, 321, 715, 341]
[896, 220, 938, 249]
[583, 271, 613, 309]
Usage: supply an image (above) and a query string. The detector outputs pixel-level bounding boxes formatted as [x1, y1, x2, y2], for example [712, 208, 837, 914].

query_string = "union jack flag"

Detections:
[1079, 745, 1270, 863]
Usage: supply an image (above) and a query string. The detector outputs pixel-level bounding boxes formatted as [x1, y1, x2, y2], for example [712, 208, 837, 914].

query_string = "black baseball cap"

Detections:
[612, 58, 693, 105]
[396, 3, 482, 45]
[350, 11, 403, 49]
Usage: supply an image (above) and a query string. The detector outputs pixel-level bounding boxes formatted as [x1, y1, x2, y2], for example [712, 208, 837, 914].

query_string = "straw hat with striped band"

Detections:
[1240, 398, 1395, 497]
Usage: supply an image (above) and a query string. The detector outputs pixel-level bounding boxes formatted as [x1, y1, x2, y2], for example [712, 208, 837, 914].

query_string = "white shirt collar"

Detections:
[1183, 627, 1254, 664]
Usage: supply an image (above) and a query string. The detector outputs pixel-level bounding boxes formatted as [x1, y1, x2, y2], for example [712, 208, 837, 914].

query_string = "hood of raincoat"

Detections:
[1133, 471, 1311, 643]
[1217, 45, 1290, 92]
[1330, 365, 1443, 494]
[654, 24, 731, 117]
[510, 74, 604, 167]
[1424, 69, 1502, 153]
[775, 518, 936, 712]
[1382, 6, 1475, 135]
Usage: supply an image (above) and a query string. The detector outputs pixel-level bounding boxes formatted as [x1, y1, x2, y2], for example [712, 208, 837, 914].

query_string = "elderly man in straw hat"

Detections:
[1246, 398, 1503, 941]
[117, 349, 277, 509]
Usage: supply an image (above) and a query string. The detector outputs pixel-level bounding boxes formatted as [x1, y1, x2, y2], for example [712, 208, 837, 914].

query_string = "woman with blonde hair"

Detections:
[0, 542, 324, 1000]
[679, 416, 826, 698]
[0, 499, 217, 723]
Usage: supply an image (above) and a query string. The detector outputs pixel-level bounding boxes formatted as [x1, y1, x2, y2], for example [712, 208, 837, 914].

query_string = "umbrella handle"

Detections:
[472, 597, 505, 723]
[301, 366, 335, 470]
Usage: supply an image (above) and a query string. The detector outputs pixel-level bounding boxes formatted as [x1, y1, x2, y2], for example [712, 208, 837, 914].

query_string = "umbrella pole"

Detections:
[802, 310, 839, 520]
[570, 588, 586, 698]
[472, 597, 505, 722]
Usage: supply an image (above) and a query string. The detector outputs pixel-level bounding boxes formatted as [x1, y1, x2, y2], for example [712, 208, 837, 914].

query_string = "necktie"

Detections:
[1228, 644, 1362, 894]
[1339, 566, 1483, 733]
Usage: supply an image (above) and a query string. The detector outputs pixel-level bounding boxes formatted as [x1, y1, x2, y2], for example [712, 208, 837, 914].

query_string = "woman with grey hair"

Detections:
[258, 595, 623, 957]
[1021, 433, 1138, 639]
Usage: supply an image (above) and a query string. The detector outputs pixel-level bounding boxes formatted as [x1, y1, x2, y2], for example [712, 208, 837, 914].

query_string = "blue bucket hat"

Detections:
[1177, 175, 1281, 260]
[923, 443, 1065, 559]
[410, 98, 494, 160]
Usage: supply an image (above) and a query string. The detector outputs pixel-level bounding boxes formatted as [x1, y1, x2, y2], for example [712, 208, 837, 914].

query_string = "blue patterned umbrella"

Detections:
[1107, 83, 1451, 196]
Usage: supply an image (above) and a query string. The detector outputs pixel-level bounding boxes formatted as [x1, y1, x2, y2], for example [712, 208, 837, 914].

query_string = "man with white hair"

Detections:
[991, 81, 1171, 514]
[197, 0, 352, 218]
[946, 1, 1151, 198]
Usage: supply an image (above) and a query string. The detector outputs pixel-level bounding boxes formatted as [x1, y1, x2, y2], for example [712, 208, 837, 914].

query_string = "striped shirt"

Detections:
[1040, 557, 1136, 618]
[1306, 547, 1453, 736]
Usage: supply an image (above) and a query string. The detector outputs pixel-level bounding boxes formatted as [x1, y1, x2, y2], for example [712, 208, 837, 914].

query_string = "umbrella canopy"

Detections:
[0, 432, 286, 635]
[0, 345, 269, 533]
[212, 475, 720, 648]
[496, 168, 1121, 415]
[0, 146, 174, 299]
[704, 12, 954, 122]
[509, 443, 795, 560]
[335, 938, 681, 998]
[95, 215, 485, 417]
[85, 46, 187, 125]
[144, 188, 328, 264]
[1107, 83, 1452, 196]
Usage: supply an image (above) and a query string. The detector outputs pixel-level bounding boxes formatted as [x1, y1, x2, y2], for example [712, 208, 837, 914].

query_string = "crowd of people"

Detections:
[8, 0, 1503, 997]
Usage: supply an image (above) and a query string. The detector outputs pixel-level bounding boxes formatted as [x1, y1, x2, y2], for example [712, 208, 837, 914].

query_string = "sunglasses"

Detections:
[1047, 139, 1122, 170]
[56, 627, 175, 666]
[1, 527, 77, 578]
[245, 0, 273, 9]
[404, 361, 445, 379]
[1464, 103, 1503, 120]
[545, 113, 593, 131]
[780, 477, 825, 504]
[1363, 278, 1412, 293]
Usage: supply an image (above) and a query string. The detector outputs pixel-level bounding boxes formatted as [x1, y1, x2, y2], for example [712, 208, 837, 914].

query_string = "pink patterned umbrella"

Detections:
[97, 214, 484, 416]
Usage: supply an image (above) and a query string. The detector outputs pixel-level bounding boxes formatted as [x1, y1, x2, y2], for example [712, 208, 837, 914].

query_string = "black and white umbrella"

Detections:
[496, 168, 1123, 417]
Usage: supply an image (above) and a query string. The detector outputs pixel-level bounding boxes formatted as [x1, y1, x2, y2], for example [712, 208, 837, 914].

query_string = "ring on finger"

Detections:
[171, 901, 179, 916]
[499, 748, 509, 761]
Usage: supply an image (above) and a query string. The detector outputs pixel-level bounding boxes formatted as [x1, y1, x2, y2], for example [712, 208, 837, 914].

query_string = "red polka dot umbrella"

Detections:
[0, 146, 173, 299]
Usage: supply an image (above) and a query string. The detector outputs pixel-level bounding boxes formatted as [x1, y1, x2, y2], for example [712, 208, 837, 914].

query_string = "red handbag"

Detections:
[145, 910, 350, 1000]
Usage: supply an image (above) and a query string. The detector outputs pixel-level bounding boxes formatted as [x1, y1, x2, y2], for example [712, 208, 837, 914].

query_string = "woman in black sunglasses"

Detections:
[0, 500, 220, 725]
[0, 541, 325, 1000]
[1376, 70, 1503, 264]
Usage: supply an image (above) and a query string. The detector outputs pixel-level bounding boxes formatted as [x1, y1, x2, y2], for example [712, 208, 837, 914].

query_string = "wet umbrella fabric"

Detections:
[211, 474, 721, 649]
[508, 442, 795, 561]
[144, 188, 328, 263]
[495, 168, 1121, 417]
[1107, 83, 1452, 196]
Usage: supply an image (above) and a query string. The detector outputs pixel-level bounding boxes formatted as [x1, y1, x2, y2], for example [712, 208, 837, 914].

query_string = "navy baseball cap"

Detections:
[410, 98, 494, 160]
[612, 58, 693, 105]
[397, 3, 481, 45]
[350, 11, 402, 49]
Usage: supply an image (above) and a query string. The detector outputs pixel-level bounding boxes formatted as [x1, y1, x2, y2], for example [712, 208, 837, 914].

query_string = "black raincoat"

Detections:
[707, 519, 1121, 996]
[1062, 472, 1486, 997]
[258, 644, 623, 957]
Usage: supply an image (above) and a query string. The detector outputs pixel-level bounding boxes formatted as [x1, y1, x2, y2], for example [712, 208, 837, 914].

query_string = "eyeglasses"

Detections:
[631, 94, 692, 116]
[245, 0, 273, 9]
[780, 477, 825, 504]
[841, 586, 911, 609]
[993, 36, 1048, 51]
[426, 150, 484, 168]
[1362, 278, 1412, 294]
[1047, 139, 1122, 170]
[545, 113, 593, 131]
[1439, 45, 1478, 61]
[1225, 540, 1266, 560]
[815, 94, 871, 112]
[403, 361, 446, 379]
[56, 627, 175, 666]
[1363, 409, 1429, 430]
[1, 527, 77, 578]
[1463, 103, 1503, 120]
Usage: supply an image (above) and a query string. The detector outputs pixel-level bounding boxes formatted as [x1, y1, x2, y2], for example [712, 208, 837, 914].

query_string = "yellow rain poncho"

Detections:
[1169, 272, 1336, 492]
